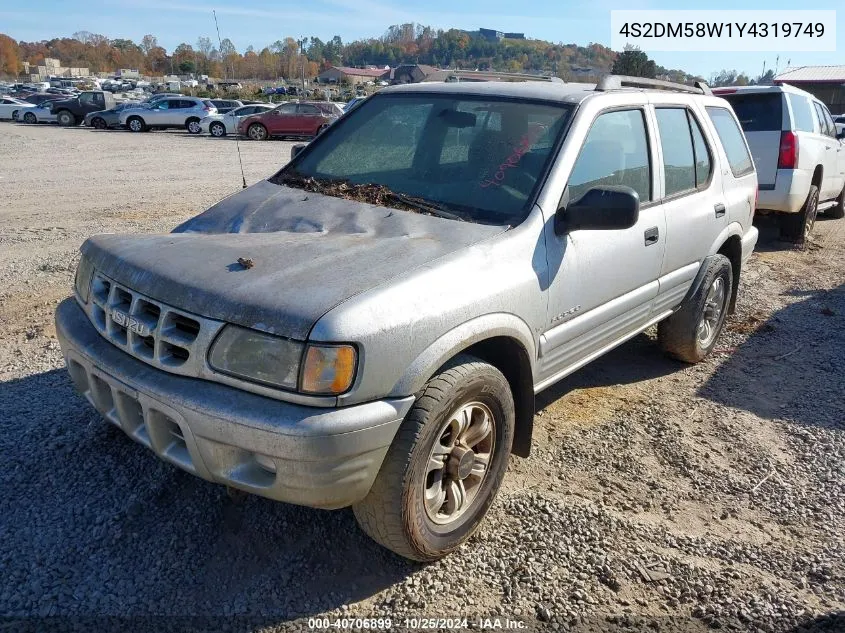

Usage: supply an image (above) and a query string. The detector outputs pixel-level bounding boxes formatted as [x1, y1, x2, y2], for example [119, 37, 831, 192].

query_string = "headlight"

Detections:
[209, 325, 303, 390]
[74, 255, 94, 303]
[300, 344, 357, 395]
[208, 325, 358, 395]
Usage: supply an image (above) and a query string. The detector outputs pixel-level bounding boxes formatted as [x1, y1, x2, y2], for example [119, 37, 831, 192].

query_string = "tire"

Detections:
[92, 117, 107, 130]
[11, 110, 18, 121]
[186, 118, 201, 134]
[126, 116, 145, 133]
[57, 110, 75, 126]
[779, 185, 819, 246]
[209, 121, 226, 137]
[247, 123, 268, 140]
[353, 354, 515, 561]
[23, 112, 37, 124]
[316, 124, 329, 136]
[827, 186, 845, 220]
[658, 254, 733, 364]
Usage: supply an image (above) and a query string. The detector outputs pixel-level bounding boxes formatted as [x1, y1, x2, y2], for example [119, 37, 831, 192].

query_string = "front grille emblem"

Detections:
[111, 309, 151, 337]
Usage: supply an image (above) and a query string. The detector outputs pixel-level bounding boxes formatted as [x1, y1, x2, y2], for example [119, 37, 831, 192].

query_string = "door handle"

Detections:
[715, 203, 726, 218]
[644, 226, 659, 246]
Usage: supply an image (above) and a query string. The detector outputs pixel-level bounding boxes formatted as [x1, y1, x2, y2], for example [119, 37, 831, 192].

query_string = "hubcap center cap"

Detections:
[448, 446, 476, 480]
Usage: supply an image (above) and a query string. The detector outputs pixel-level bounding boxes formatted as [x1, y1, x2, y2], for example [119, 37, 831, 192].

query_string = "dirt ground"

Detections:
[0, 123, 843, 632]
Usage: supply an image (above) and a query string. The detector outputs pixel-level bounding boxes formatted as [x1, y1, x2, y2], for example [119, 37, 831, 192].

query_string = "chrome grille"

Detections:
[85, 271, 225, 377]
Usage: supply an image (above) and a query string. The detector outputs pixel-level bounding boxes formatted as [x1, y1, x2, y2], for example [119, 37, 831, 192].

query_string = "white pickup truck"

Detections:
[715, 85, 845, 245]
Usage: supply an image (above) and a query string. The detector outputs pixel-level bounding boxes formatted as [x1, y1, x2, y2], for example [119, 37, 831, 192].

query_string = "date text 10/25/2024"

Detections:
[307, 617, 527, 630]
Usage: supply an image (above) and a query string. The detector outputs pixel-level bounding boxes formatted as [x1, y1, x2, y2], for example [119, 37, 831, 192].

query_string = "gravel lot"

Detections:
[1, 123, 843, 633]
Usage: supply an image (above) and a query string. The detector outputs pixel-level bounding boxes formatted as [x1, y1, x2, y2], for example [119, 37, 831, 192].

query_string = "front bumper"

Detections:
[55, 298, 413, 509]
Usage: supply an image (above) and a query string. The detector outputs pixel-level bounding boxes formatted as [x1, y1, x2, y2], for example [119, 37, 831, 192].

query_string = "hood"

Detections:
[81, 180, 505, 339]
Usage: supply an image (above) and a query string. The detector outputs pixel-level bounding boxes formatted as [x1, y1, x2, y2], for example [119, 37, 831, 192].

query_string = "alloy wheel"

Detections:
[697, 277, 727, 348]
[424, 401, 496, 526]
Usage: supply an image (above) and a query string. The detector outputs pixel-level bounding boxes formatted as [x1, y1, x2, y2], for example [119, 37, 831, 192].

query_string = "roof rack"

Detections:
[595, 74, 712, 96]
[422, 69, 563, 83]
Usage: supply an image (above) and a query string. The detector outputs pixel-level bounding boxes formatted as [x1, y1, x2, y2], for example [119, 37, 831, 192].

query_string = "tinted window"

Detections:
[787, 93, 816, 132]
[287, 95, 572, 225]
[706, 107, 754, 177]
[568, 109, 651, 203]
[689, 114, 713, 188]
[297, 104, 320, 114]
[722, 93, 782, 132]
[818, 104, 836, 137]
[656, 108, 695, 196]
[275, 104, 297, 114]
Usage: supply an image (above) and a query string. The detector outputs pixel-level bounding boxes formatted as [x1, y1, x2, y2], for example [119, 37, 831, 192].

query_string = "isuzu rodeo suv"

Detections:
[56, 76, 759, 561]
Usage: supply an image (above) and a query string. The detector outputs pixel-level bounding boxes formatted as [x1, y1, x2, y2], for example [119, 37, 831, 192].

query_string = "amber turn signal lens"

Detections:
[300, 344, 357, 395]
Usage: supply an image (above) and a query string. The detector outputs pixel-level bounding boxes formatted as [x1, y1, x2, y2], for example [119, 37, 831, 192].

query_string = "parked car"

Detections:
[209, 99, 243, 115]
[22, 93, 65, 106]
[0, 96, 37, 121]
[57, 77, 759, 561]
[84, 102, 143, 129]
[344, 96, 367, 112]
[17, 101, 57, 124]
[237, 101, 340, 140]
[200, 103, 274, 137]
[715, 85, 845, 238]
[119, 97, 217, 133]
[50, 91, 116, 126]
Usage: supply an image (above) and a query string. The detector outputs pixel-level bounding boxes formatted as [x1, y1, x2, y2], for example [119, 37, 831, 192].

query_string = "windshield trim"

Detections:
[275, 91, 575, 226]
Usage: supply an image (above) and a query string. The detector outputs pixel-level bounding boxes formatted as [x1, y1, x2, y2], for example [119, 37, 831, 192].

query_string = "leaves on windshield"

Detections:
[271, 172, 457, 219]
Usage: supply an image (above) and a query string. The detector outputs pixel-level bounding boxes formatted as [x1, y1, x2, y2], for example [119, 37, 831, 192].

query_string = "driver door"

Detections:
[266, 103, 297, 135]
[537, 107, 666, 386]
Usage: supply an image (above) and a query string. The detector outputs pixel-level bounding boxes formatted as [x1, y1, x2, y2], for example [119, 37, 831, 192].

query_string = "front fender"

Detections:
[389, 312, 537, 397]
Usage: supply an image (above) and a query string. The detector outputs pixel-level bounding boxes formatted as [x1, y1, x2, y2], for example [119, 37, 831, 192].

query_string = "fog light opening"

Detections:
[253, 453, 277, 474]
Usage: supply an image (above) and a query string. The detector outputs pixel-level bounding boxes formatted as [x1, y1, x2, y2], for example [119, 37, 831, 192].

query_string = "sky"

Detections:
[2, 0, 842, 79]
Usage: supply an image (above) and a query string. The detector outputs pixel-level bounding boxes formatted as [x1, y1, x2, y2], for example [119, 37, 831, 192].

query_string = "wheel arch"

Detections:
[811, 165, 823, 188]
[716, 234, 742, 314]
[389, 314, 537, 458]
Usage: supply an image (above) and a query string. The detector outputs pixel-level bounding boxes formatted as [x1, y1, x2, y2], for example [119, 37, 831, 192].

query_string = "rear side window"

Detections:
[722, 93, 782, 132]
[706, 107, 754, 177]
[689, 115, 713, 188]
[814, 103, 836, 137]
[568, 109, 651, 203]
[655, 108, 695, 195]
[788, 93, 816, 132]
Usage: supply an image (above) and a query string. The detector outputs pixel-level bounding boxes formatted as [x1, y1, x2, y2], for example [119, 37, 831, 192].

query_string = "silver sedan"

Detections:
[200, 104, 275, 137]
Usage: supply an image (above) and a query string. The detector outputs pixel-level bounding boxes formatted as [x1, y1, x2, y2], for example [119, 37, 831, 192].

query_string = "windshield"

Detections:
[274, 93, 572, 225]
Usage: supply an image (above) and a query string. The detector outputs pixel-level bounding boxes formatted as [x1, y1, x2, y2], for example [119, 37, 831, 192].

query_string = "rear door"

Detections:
[652, 104, 728, 314]
[813, 102, 845, 199]
[721, 91, 782, 190]
[295, 104, 323, 134]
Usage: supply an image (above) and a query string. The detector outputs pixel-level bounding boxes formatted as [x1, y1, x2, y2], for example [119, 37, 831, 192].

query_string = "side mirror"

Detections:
[290, 144, 307, 161]
[554, 186, 640, 235]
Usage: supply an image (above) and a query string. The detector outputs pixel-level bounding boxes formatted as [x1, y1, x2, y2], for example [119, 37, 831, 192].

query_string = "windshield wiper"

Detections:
[386, 192, 464, 221]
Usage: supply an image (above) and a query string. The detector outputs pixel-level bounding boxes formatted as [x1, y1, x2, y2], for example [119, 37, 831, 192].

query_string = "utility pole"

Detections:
[300, 37, 306, 91]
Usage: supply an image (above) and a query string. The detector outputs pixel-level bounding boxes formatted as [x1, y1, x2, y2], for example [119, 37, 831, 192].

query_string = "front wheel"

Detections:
[658, 254, 733, 363]
[247, 123, 268, 140]
[186, 118, 201, 134]
[23, 112, 37, 124]
[827, 185, 845, 220]
[57, 110, 75, 126]
[209, 121, 226, 137]
[353, 354, 514, 561]
[126, 116, 145, 133]
[91, 117, 107, 130]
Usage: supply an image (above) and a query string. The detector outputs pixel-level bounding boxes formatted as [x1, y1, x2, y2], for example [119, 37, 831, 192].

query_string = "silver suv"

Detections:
[57, 76, 759, 561]
[119, 96, 217, 133]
